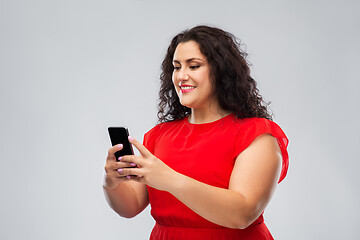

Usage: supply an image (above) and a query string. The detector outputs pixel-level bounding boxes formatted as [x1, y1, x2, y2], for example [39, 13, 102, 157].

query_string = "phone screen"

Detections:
[108, 127, 134, 161]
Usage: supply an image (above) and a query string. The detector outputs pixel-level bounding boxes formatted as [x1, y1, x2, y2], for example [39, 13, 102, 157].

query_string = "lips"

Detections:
[180, 85, 196, 93]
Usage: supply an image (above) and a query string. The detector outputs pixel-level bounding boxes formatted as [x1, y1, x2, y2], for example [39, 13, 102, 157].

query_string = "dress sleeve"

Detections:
[235, 118, 289, 183]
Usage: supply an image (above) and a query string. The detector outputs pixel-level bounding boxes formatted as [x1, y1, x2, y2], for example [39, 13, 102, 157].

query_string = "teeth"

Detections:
[181, 86, 195, 90]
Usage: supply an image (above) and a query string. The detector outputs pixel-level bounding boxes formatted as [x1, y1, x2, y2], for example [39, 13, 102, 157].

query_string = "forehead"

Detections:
[173, 41, 205, 61]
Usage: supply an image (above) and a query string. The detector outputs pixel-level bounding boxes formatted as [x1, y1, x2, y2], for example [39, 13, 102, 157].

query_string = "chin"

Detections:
[179, 100, 193, 109]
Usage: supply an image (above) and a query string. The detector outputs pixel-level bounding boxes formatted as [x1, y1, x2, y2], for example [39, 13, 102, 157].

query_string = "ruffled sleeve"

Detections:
[235, 118, 289, 183]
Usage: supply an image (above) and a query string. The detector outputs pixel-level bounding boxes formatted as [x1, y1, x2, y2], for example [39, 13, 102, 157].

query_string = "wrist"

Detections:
[103, 175, 119, 190]
[164, 170, 187, 194]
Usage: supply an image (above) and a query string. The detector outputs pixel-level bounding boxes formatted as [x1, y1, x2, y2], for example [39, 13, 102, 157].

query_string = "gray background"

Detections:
[1, 0, 359, 239]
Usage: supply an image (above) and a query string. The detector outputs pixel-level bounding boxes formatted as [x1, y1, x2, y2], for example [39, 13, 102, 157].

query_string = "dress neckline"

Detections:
[184, 113, 234, 127]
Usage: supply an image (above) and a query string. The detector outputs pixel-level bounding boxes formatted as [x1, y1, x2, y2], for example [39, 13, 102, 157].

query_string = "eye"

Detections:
[190, 65, 200, 70]
[173, 66, 181, 71]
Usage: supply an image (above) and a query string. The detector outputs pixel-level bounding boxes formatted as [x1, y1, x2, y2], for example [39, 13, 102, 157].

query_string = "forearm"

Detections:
[165, 173, 257, 229]
[103, 176, 148, 218]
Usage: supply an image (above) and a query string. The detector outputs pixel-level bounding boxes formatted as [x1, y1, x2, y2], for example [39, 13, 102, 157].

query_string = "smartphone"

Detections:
[108, 127, 134, 161]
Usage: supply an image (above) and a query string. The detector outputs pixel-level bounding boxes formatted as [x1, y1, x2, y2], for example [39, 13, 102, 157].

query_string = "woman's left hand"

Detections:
[118, 136, 177, 191]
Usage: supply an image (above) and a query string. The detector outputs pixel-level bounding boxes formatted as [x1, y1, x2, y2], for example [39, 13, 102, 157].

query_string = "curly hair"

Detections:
[158, 25, 272, 122]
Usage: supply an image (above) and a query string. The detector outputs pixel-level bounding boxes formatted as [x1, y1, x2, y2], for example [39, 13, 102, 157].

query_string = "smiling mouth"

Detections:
[180, 85, 196, 93]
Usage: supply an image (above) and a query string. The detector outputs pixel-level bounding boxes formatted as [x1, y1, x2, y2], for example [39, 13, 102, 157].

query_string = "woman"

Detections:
[104, 25, 289, 239]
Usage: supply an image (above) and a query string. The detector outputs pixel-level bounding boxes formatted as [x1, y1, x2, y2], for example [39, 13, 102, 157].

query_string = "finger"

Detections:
[104, 161, 119, 174]
[107, 170, 128, 179]
[105, 167, 132, 179]
[116, 168, 126, 176]
[119, 167, 144, 177]
[113, 175, 132, 181]
[116, 162, 137, 168]
[115, 163, 138, 175]
[128, 136, 152, 158]
[104, 161, 135, 175]
[114, 169, 136, 180]
[121, 155, 144, 166]
[107, 144, 123, 161]
[128, 175, 144, 183]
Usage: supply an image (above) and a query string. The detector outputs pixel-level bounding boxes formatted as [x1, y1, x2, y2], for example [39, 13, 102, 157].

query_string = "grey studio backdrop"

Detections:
[0, 0, 359, 239]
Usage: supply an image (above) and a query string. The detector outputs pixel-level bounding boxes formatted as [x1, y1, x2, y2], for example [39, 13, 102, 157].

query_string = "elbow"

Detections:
[113, 200, 149, 219]
[113, 205, 142, 218]
[104, 193, 146, 219]
[228, 216, 254, 229]
[118, 211, 139, 219]
[236, 220, 254, 230]
[227, 209, 261, 229]
[227, 198, 266, 229]
[113, 205, 143, 219]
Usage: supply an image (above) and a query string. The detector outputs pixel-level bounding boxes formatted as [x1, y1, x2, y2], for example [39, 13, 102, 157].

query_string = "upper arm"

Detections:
[229, 133, 282, 221]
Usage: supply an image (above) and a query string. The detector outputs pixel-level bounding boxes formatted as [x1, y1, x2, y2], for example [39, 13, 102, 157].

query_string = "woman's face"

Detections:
[172, 41, 218, 110]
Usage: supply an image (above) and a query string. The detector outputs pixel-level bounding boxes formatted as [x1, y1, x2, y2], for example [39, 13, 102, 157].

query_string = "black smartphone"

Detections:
[108, 127, 134, 161]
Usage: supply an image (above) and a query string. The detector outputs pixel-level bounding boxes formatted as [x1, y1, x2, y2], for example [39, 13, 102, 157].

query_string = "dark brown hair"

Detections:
[158, 25, 272, 122]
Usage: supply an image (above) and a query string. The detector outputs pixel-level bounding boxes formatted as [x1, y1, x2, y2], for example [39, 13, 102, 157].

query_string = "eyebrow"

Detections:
[172, 58, 204, 64]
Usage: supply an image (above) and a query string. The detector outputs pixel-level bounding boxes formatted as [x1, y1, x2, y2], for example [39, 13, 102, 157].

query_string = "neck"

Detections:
[188, 107, 231, 124]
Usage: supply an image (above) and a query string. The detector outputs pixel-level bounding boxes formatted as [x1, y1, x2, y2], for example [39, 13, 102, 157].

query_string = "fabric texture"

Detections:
[143, 114, 289, 240]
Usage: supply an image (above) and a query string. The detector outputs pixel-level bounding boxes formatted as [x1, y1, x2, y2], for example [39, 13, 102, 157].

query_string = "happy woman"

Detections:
[104, 25, 289, 240]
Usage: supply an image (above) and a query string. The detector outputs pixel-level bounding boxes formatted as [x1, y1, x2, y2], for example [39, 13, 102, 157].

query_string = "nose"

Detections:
[177, 68, 189, 81]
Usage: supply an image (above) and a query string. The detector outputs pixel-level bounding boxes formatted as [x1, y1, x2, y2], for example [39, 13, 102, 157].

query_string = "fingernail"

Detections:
[126, 175, 131, 179]
[117, 169, 123, 172]
[128, 136, 134, 141]
[130, 163, 136, 167]
[118, 156, 122, 161]
[118, 144, 123, 149]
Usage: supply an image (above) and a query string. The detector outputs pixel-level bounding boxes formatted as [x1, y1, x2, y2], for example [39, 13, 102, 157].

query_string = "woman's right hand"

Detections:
[104, 144, 136, 189]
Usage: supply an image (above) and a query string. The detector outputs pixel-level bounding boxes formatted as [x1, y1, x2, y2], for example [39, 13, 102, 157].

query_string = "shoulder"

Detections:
[232, 116, 273, 127]
[231, 117, 289, 183]
[230, 117, 287, 140]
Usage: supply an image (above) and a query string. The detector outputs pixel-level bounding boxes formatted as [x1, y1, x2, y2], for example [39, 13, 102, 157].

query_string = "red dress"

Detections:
[143, 114, 289, 240]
